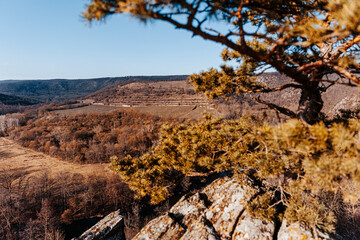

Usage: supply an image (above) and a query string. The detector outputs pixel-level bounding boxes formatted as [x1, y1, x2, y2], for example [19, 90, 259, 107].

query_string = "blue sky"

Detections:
[0, 0, 226, 80]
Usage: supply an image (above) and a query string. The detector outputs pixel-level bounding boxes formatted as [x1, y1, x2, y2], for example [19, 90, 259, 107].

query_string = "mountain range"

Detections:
[0, 75, 188, 102]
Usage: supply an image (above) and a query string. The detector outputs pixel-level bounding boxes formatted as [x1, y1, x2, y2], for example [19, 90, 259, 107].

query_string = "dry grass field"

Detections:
[53, 105, 120, 116]
[52, 103, 219, 119]
[0, 137, 112, 179]
[121, 105, 219, 119]
[49, 79, 223, 119]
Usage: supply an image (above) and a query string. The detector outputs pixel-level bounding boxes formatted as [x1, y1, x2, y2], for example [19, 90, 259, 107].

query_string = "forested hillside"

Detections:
[8, 110, 178, 163]
[0, 136, 169, 240]
[0, 93, 39, 106]
[0, 93, 41, 115]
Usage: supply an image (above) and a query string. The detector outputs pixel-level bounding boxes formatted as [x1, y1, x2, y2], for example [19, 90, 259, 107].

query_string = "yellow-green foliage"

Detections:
[111, 116, 360, 232]
[189, 40, 269, 99]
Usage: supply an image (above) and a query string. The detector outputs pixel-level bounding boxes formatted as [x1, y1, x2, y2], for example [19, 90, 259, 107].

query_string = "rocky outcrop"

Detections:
[76, 177, 336, 240]
[73, 210, 125, 240]
[133, 177, 334, 240]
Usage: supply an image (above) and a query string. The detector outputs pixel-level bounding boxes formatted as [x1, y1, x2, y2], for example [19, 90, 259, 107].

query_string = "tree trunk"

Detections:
[297, 82, 323, 124]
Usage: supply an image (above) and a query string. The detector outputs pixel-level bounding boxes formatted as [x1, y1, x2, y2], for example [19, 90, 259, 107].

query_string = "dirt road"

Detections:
[0, 137, 112, 178]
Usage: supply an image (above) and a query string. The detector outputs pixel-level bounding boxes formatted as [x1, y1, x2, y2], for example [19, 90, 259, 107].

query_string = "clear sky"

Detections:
[0, 0, 226, 80]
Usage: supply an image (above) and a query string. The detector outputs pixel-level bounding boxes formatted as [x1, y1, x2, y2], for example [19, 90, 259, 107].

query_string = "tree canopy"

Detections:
[110, 116, 360, 234]
[85, 0, 360, 123]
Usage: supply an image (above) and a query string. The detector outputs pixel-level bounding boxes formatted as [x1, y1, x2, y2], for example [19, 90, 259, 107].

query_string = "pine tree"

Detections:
[84, 0, 360, 234]
[85, 0, 360, 124]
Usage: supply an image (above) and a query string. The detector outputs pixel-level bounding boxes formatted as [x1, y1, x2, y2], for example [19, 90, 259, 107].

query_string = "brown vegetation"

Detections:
[0, 165, 140, 239]
[0, 109, 182, 239]
[0, 136, 211, 239]
[0, 137, 131, 239]
[0, 109, 185, 239]
[8, 110, 174, 164]
[0, 104, 42, 115]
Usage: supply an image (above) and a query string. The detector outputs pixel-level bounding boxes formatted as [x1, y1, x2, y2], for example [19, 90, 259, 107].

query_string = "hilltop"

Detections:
[87, 80, 208, 106]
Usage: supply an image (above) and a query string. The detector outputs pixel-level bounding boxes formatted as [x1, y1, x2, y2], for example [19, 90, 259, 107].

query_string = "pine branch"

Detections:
[244, 83, 302, 93]
[251, 96, 297, 118]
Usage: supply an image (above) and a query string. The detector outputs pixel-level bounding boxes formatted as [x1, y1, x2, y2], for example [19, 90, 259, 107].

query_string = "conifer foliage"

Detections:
[111, 116, 360, 232]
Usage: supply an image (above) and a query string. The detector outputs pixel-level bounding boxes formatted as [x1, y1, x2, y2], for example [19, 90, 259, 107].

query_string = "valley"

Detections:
[1, 74, 360, 239]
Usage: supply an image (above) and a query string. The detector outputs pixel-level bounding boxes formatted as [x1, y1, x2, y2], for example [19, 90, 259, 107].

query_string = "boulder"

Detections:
[73, 209, 125, 240]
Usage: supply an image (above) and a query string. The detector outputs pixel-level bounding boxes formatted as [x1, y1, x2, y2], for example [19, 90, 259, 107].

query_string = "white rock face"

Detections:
[232, 211, 274, 240]
[133, 177, 334, 240]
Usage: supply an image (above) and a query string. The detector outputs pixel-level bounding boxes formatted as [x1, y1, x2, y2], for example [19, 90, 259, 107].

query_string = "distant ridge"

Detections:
[0, 75, 188, 102]
[0, 80, 20, 84]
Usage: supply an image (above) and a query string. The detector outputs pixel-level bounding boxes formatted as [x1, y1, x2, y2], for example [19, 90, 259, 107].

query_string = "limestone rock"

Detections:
[232, 211, 275, 240]
[133, 178, 259, 240]
[178, 216, 220, 240]
[133, 177, 335, 240]
[278, 220, 332, 240]
[133, 215, 185, 240]
[202, 178, 257, 239]
[73, 209, 125, 240]
[78, 177, 337, 240]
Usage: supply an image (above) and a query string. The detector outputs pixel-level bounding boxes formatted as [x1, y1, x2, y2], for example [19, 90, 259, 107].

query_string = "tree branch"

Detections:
[329, 35, 360, 62]
[244, 83, 302, 93]
[327, 63, 360, 85]
[251, 96, 297, 118]
[150, 12, 310, 86]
